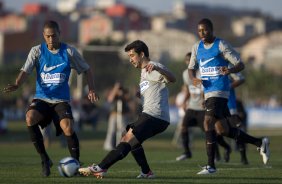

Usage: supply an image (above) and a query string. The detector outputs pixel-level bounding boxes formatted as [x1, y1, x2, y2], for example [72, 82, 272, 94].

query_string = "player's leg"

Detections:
[103, 112, 117, 151]
[131, 144, 150, 173]
[176, 110, 192, 161]
[216, 117, 269, 164]
[198, 98, 229, 175]
[237, 140, 248, 164]
[78, 130, 133, 178]
[79, 113, 169, 178]
[26, 100, 52, 177]
[56, 103, 80, 162]
[216, 135, 231, 162]
[199, 115, 217, 174]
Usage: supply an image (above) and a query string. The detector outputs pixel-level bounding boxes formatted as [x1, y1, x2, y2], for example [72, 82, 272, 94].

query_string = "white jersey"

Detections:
[140, 61, 170, 122]
[183, 69, 205, 111]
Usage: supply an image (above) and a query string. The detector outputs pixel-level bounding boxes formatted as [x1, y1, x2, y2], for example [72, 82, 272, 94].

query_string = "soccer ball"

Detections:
[58, 157, 80, 177]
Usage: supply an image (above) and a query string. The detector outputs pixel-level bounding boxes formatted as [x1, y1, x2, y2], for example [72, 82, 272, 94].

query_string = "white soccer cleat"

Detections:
[78, 164, 107, 178]
[176, 153, 191, 161]
[136, 170, 155, 179]
[197, 165, 216, 175]
[259, 137, 270, 164]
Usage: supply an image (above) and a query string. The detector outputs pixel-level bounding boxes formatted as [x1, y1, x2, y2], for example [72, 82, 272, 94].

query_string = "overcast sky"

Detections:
[2, 0, 282, 19]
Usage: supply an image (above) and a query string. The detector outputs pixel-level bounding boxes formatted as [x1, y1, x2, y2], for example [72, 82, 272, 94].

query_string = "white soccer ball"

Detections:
[58, 157, 80, 177]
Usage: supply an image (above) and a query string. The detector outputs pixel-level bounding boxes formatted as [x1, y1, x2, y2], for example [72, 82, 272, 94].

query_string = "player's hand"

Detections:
[192, 78, 202, 86]
[88, 90, 99, 103]
[145, 63, 157, 73]
[3, 84, 18, 93]
[219, 66, 230, 75]
[136, 90, 141, 98]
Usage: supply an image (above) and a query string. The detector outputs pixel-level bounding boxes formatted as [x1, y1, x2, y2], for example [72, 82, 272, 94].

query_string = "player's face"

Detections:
[198, 24, 213, 43]
[127, 49, 142, 68]
[43, 27, 60, 50]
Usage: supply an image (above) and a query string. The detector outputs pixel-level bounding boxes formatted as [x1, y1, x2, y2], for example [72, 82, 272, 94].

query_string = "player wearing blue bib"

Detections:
[3, 20, 99, 177]
[188, 18, 270, 174]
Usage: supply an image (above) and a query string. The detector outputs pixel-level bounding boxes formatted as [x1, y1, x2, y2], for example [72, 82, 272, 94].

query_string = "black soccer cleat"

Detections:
[224, 147, 232, 163]
[41, 159, 53, 177]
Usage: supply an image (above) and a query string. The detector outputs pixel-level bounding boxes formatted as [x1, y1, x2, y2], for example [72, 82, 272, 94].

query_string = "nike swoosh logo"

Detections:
[43, 63, 65, 72]
[200, 57, 214, 67]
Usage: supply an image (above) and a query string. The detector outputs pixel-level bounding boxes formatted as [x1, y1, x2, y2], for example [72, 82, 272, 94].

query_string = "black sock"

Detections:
[65, 132, 80, 161]
[214, 143, 221, 160]
[206, 130, 216, 168]
[237, 141, 247, 159]
[28, 125, 49, 162]
[181, 131, 191, 155]
[131, 144, 150, 174]
[99, 142, 131, 169]
[217, 135, 231, 150]
[228, 128, 262, 147]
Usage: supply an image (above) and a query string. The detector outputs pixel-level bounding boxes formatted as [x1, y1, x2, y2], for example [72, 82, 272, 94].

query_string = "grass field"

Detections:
[0, 121, 282, 184]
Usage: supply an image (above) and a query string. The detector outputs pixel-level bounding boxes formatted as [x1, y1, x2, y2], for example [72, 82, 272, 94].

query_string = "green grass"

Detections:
[0, 121, 282, 184]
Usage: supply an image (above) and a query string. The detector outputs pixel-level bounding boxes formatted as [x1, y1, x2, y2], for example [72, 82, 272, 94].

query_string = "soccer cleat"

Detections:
[136, 170, 155, 179]
[197, 165, 216, 175]
[41, 159, 53, 177]
[241, 157, 249, 165]
[224, 147, 232, 163]
[259, 137, 270, 164]
[78, 164, 107, 178]
[176, 152, 192, 161]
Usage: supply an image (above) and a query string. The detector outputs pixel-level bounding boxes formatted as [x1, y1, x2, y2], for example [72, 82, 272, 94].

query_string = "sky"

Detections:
[1, 0, 282, 20]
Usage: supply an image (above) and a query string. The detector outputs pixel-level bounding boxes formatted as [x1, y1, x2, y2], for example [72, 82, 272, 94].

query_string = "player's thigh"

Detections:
[215, 118, 230, 135]
[54, 102, 74, 135]
[127, 113, 169, 143]
[26, 99, 50, 126]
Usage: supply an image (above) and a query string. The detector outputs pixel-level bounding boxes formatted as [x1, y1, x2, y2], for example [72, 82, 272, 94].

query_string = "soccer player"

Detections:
[176, 52, 231, 162]
[188, 18, 270, 174]
[79, 40, 176, 179]
[3, 20, 99, 177]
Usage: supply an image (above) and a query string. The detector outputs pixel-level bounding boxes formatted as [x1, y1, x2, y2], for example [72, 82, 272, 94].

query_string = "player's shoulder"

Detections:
[193, 40, 201, 48]
[64, 43, 80, 56]
[29, 44, 41, 56]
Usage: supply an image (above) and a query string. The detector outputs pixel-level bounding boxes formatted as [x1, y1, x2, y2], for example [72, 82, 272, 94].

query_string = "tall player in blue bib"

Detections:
[3, 20, 99, 177]
[188, 18, 270, 174]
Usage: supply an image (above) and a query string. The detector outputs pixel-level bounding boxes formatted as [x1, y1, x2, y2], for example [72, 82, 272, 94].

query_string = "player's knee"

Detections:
[26, 111, 40, 126]
[60, 120, 74, 136]
[215, 126, 228, 136]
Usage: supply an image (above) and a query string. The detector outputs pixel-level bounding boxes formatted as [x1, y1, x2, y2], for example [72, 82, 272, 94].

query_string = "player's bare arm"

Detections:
[85, 69, 99, 103]
[220, 62, 245, 75]
[188, 69, 202, 86]
[3, 71, 28, 93]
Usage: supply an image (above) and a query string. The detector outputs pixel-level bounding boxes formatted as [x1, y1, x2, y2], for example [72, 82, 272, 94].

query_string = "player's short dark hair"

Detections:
[43, 20, 60, 33]
[124, 40, 149, 57]
[186, 52, 191, 57]
[198, 18, 213, 31]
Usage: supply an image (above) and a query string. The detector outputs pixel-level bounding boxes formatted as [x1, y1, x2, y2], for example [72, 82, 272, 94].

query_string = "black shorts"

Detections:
[126, 113, 169, 144]
[205, 97, 230, 119]
[182, 109, 205, 130]
[27, 99, 73, 136]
